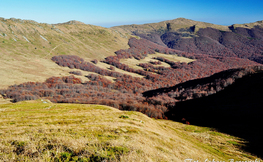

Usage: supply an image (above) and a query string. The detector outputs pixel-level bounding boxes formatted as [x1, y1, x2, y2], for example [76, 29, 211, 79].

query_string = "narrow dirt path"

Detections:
[43, 43, 66, 58]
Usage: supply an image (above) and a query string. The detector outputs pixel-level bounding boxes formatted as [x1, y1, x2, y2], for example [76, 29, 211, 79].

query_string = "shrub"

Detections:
[91, 59, 98, 64]
[69, 71, 82, 76]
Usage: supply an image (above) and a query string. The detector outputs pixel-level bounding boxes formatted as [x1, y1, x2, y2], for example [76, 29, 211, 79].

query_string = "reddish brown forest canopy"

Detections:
[1, 35, 262, 119]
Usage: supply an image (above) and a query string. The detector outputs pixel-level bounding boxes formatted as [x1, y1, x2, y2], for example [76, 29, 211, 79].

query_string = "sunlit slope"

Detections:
[231, 20, 263, 29]
[0, 18, 129, 89]
[112, 18, 263, 36]
[111, 18, 230, 35]
[0, 100, 259, 161]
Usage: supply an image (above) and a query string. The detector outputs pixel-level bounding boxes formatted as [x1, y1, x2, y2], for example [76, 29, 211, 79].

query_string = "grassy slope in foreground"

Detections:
[0, 100, 260, 161]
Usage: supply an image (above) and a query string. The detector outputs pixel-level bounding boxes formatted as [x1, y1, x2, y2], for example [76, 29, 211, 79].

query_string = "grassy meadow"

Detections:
[0, 100, 260, 161]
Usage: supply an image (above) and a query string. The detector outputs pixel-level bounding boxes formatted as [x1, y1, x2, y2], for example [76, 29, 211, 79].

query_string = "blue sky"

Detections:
[0, 0, 262, 27]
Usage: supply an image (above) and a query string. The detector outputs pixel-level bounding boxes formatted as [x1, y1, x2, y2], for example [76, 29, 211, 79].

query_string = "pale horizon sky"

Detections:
[0, 0, 263, 27]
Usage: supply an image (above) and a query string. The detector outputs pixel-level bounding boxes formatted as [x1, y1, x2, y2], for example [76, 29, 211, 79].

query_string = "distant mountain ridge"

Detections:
[112, 18, 263, 64]
[112, 17, 263, 34]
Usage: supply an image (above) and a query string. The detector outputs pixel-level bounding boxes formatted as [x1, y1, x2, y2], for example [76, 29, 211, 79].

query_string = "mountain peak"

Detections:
[56, 20, 86, 25]
[111, 17, 230, 35]
[174, 17, 193, 21]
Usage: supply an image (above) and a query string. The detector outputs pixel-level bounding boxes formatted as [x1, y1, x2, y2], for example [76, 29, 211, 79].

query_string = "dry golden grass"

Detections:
[0, 18, 196, 90]
[231, 20, 263, 29]
[0, 100, 260, 161]
[0, 54, 87, 89]
[0, 18, 131, 89]
[120, 52, 194, 70]
[120, 56, 169, 70]
[0, 97, 11, 104]
[91, 61, 145, 78]
[152, 52, 195, 63]
[0, 17, 261, 162]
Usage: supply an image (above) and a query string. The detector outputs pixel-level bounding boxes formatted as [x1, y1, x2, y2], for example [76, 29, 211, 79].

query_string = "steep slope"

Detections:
[0, 18, 130, 89]
[113, 18, 263, 64]
[142, 67, 259, 99]
[111, 18, 230, 35]
[0, 100, 260, 161]
[112, 18, 263, 38]
[111, 18, 230, 46]
[164, 68, 263, 158]
[162, 26, 263, 63]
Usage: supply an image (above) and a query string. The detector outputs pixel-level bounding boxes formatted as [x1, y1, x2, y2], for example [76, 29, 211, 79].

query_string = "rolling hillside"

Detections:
[111, 18, 231, 35]
[113, 18, 263, 64]
[165, 68, 263, 158]
[1, 17, 263, 160]
[112, 17, 263, 37]
[0, 100, 260, 161]
[0, 18, 129, 89]
[111, 18, 231, 46]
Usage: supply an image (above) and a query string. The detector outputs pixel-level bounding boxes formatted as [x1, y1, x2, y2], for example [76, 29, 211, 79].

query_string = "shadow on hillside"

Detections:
[142, 68, 241, 98]
[164, 72, 263, 158]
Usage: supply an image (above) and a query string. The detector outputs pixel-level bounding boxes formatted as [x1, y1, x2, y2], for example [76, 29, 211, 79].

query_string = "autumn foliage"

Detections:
[1, 36, 262, 120]
[161, 26, 263, 64]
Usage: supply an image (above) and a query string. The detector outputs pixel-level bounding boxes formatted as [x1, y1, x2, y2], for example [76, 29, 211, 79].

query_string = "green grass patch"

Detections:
[119, 115, 129, 119]
[184, 125, 213, 133]
[227, 141, 243, 146]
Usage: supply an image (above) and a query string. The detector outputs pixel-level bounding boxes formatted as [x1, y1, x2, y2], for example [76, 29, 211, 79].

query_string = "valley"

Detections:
[1, 17, 263, 161]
